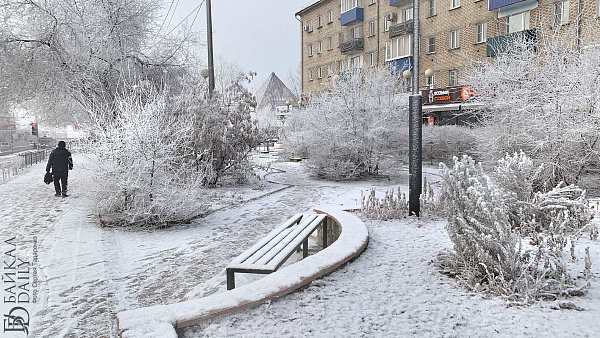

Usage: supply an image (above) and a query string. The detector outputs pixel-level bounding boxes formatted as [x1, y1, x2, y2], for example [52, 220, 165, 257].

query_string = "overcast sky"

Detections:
[167, 0, 315, 92]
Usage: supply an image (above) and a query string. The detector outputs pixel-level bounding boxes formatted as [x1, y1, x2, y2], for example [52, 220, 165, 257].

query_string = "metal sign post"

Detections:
[408, 0, 422, 216]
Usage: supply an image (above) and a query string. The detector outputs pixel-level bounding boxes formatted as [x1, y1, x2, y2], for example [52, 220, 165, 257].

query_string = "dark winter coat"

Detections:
[46, 146, 73, 174]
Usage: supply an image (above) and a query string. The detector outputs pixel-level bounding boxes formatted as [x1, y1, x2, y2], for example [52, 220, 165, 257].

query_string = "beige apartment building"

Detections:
[296, 0, 600, 98]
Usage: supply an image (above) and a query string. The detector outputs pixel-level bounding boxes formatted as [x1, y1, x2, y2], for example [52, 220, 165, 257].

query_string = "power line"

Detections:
[158, 0, 176, 34]
[164, 0, 205, 37]
[167, 0, 182, 29]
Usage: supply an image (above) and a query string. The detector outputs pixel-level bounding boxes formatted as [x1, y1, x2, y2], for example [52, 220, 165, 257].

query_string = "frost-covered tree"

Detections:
[86, 83, 206, 228]
[284, 69, 409, 179]
[469, 32, 600, 187]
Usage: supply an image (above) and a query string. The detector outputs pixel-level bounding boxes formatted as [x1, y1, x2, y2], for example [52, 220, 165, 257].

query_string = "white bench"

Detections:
[226, 213, 329, 290]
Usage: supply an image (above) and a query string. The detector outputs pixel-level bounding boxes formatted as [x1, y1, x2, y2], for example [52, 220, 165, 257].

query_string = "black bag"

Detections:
[44, 172, 53, 185]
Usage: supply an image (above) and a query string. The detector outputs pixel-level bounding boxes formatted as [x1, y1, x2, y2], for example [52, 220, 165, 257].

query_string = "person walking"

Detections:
[46, 141, 73, 197]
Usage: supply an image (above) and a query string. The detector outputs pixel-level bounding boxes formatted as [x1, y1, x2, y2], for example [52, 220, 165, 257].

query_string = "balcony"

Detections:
[340, 38, 364, 54]
[390, 0, 412, 7]
[389, 20, 413, 38]
[341, 7, 364, 26]
[388, 56, 413, 75]
[486, 29, 537, 57]
[488, 0, 531, 11]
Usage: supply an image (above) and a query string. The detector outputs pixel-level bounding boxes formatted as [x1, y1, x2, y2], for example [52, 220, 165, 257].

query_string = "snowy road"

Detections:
[0, 155, 412, 337]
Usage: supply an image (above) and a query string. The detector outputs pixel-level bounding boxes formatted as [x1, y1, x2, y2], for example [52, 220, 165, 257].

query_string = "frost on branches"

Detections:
[283, 69, 409, 180]
[86, 84, 207, 228]
[437, 155, 593, 303]
[85, 66, 260, 228]
[469, 33, 600, 188]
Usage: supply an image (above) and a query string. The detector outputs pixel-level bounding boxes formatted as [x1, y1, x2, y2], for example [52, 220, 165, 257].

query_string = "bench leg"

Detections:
[226, 269, 235, 290]
[322, 218, 328, 248]
[303, 238, 309, 258]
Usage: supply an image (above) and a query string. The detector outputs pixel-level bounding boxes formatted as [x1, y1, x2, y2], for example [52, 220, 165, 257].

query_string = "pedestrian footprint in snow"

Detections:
[46, 141, 73, 197]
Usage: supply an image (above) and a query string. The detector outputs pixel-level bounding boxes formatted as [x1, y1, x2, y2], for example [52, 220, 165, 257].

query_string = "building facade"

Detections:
[296, 0, 600, 96]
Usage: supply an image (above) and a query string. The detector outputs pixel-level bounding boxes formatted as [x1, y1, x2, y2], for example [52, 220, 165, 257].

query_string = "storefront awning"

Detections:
[422, 102, 484, 113]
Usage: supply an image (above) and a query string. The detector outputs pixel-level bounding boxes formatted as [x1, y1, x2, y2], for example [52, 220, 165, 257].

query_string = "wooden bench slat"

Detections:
[229, 213, 303, 265]
[244, 227, 294, 264]
[265, 214, 326, 271]
[255, 214, 322, 267]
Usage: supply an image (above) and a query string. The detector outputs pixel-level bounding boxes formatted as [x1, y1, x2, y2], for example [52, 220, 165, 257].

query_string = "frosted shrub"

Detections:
[437, 155, 591, 303]
[361, 177, 438, 220]
[494, 152, 593, 236]
[284, 69, 408, 180]
[422, 125, 478, 163]
[86, 85, 208, 228]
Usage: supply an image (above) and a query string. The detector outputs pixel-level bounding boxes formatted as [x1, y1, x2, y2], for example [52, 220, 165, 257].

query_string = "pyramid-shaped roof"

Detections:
[255, 72, 298, 111]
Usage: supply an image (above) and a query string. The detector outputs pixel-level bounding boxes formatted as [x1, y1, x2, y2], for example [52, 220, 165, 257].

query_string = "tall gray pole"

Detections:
[206, 0, 215, 97]
[408, 0, 422, 216]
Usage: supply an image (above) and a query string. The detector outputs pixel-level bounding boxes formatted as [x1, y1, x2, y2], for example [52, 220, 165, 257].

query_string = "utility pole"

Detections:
[206, 0, 215, 97]
[408, 0, 422, 216]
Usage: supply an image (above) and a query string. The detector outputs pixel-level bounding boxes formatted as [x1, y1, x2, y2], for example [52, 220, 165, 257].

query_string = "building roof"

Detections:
[254, 73, 298, 111]
[295, 0, 331, 17]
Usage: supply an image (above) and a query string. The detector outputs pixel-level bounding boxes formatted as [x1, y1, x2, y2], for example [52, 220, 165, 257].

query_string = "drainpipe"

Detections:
[376, 0, 380, 67]
[295, 14, 304, 95]
[576, 0, 582, 52]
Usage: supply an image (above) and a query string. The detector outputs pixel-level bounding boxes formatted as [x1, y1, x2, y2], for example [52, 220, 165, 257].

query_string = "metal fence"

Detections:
[0, 150, 48, 183]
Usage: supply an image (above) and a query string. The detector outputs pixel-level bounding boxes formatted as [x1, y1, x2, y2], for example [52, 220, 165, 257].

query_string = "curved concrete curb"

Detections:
[116, 207, 369, 338]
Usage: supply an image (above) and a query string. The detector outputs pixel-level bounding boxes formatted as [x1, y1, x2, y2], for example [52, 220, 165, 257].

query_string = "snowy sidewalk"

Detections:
[0, 155, 414, 337]
[181, 217, 600, 337]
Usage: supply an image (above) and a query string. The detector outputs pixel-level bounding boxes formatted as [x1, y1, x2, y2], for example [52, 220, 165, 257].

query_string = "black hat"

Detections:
[58, 141, 66, 148]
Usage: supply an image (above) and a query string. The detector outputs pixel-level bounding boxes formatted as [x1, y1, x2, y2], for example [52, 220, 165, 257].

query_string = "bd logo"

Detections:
[3, 307, 29, 334]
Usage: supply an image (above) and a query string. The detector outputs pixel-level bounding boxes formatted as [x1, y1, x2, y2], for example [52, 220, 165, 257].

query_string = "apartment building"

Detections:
[296, 0, 600, 98]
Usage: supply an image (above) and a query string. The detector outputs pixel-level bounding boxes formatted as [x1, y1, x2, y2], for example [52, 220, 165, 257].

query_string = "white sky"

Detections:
[167, 0, 316, 91]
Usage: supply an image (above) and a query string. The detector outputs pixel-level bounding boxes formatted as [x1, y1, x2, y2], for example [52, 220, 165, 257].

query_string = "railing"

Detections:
[389, 20, 413, 38]
[340, 38, 364, 54]
[0, 150, 48, 183]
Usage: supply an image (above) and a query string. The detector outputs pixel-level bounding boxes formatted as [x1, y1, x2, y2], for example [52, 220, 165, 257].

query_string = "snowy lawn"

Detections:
[181, 216, 600, 338]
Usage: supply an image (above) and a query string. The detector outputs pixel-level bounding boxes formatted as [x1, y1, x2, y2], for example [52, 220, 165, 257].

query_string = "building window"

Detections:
[448, 69, 458, 86]
[450, 0, 460, 9]
[338, 59, 346, 73]
[308, 43, 313, 56]
[328, 9, 334, 23]
[475, 22, 487, 43]
[428, 0, 437, 17]
[426, 73, 435, 88]
[427, 36, 436, 53]
[318, 15, 323, 28]
[553, 0, 570, 26]
[384, 17, 392, 31]
[369, 0, 377, 4]
[328, 63, 334, 77]
[351, 25, 362, 38]
[327, 36, 333, 50]
[385, 35, 413, 61]
[369, 20, 376, 36]
[341, 0, 361, 13]
[350, 55, 362, 69]
[318, 66, 323, 79]
[403, 7, 413, 21]
[506, 11, 530, 33]
[318, 40, 323, 54]
[305, 20, 313, 32]
[368, 52, 376, 66]
[308, 68, 313, 81]
[449, 29, 459, 49]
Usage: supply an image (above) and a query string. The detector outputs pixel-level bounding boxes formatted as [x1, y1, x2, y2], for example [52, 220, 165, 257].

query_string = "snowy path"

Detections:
[0, 156, 411, 337]
[181, 218, 600, 338]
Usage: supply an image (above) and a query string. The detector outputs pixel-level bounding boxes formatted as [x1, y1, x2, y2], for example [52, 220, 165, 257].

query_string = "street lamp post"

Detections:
[408, 0, 422, 216]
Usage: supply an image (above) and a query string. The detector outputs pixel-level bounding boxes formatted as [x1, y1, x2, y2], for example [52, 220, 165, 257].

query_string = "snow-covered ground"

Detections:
[0, 152, 416, 337]
[181, 216, 600, 338]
